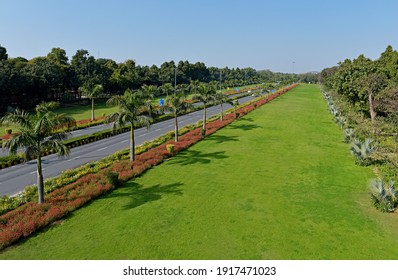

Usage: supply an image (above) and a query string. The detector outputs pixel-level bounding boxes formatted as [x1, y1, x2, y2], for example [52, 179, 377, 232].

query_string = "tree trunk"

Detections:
[91, 98, 95, 121]
[220, 103, 224, 121]
[368, 91, 376, 123]
[130, 124, 135, 161]
[174, 113, 179, 142]
[202, 104, 207, 132]
[37, 156, 44, 204]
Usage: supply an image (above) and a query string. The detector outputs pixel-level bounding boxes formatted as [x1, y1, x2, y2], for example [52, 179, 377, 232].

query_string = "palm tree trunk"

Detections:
[37, 155, 44, 204]
[174, 113, 179, 142]
[130, 124, 135, 161]
[202, 103, 207, 131]
[91, 98, 95, 121]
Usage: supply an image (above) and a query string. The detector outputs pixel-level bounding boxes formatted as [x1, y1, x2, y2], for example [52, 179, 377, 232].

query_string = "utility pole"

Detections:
[174, 66, 177, 95]
[219, 70, 222, 93]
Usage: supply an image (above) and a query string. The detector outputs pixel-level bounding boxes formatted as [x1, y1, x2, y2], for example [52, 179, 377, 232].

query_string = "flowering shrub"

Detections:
[0, 84, 298, 250]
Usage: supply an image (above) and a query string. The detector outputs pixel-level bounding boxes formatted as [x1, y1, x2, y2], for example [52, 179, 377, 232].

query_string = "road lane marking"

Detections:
[121, 140, 128, 143]
[67, 156, 81, 162]
[98, 147, 107, 151]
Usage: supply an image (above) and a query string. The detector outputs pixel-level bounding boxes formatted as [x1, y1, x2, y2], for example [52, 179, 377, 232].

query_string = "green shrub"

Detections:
[166, 144, 175, 153]
[105, 171, 121, 187]
[370, 179, 397, 212]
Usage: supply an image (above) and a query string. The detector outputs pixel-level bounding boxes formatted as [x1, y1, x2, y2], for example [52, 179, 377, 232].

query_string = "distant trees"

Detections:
[0, 43, 297, 114]
[322, 46, 398, 124]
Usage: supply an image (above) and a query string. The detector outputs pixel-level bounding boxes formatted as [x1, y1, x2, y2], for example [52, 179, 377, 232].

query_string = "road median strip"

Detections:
[0, 84, 297, 250]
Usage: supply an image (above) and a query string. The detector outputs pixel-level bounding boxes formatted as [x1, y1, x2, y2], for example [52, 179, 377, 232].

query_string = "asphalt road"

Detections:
[0, 94, 256, 196]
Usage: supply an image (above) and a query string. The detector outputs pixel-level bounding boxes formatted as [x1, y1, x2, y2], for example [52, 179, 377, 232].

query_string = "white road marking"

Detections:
[67, 156, 81, 162]
[121, 140, 128, 143]
[98, 147, 107, 151]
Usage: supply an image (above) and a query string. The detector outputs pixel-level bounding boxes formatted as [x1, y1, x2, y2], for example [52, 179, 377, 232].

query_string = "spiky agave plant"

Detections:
[370, 179, 397, 212]
[335, 115, 346, 128]
[344, 128, 355, 143]
[350, 138, 376, 165]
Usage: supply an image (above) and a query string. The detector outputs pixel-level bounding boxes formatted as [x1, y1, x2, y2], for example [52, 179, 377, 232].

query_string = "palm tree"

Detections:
[106, 89, 151, 161]
[166, 91, 194, 142]
[192, 83, 216, 135]
[139, 84, 157, 117]
[214, 92, 233, 121]
[189, 80, 201, 95]
[79, 83, 104, 121]
[1, 102, 75, 203]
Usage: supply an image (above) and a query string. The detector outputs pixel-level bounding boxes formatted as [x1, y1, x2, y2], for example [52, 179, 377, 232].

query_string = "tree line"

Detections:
[0, 44, 302, 114]
[320, 45, 398, 125]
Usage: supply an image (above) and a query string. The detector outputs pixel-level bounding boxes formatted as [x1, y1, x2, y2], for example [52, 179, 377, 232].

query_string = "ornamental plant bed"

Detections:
[0, 84, 298, 250]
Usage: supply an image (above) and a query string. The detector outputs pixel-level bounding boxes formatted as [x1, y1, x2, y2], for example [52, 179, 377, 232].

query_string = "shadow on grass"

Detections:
[103, 181, 183, 210]
[229, 122, 261, 131]
[206, 134, 239, 144]
[170, 149, 228, 165]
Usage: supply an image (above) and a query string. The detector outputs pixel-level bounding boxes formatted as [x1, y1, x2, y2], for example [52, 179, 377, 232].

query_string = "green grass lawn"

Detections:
[0, 102, 118, 135]
[1, 84, 398, 259]
[53, 101, 118, 121]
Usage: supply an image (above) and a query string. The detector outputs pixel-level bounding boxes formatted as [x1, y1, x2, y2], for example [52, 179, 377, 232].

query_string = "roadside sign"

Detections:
[159, 98, 165, 106]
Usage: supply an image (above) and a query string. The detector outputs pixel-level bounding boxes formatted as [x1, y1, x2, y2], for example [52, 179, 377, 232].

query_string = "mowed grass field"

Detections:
[1, 84, 398, 259]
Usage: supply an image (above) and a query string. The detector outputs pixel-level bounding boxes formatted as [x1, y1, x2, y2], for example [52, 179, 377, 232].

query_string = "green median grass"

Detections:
[1, 84, 398, 259]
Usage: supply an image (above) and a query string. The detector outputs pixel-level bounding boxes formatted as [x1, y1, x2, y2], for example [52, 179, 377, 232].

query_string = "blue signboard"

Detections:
[159, 98, 165, 106]
[235, 87, 239, 92]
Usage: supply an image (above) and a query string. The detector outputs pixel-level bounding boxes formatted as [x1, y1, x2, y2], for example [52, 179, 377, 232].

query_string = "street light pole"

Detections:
[292, 61, 295, 74]
[219, 70, 222, 93]
[174, 66, 177, 95]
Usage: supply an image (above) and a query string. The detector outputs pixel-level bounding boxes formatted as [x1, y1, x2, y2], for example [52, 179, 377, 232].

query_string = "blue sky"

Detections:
[1, 0, 398, 73]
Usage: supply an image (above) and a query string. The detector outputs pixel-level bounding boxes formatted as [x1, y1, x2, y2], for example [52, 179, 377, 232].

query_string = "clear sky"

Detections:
[1, 0, 398, 73]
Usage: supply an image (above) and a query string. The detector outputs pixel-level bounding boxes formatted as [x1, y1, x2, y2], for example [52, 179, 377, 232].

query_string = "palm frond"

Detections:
[1, 109, 32, 131]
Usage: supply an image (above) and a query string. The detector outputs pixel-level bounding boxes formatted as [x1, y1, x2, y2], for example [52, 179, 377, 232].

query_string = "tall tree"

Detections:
[1, 102, 75, 203]
[106, 89, 151, 161]
[192, 83, 216, 135]
[140, 84, 157, 117]
[214, 92, 233, 121]
[0, 44, 8, 61]
[79, 83, 104, 120]
[166, 91, 193, 142]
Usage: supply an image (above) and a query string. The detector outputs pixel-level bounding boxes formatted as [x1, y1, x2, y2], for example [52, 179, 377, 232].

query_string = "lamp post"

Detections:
[219, 70, 222, 93]
[174, 66, 177, 95]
